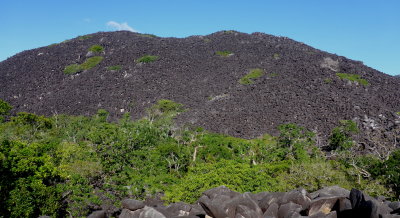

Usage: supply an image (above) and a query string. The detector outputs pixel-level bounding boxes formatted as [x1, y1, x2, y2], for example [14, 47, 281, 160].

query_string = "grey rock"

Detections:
[122, 199, 145, 211]
[309, 211, 337, 218]
[203, 185, 240, 200]
[87, 210, 106, 218]
[389, 202, 400, 211]
[310, 186, 350, 199]
[308, 196, 343, 216]
[263, 203, 279, 217]
[139, 206, 166, 218]
[277, 202, 302, 218]
[119, 208, 143, 218]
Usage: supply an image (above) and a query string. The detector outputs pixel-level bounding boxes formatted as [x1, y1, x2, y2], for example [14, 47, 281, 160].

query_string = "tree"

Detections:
[328, 120, 358, 151]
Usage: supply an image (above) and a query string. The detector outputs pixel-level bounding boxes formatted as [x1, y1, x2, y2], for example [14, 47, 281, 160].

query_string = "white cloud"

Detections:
[106, 21, 136, 32]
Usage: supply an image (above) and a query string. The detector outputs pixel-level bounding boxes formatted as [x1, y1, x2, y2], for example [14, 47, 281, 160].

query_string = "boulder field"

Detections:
[83, 186, 400, 218]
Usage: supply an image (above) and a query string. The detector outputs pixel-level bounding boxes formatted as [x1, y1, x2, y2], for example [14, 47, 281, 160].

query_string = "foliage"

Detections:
[64, 56, 104, 74]
[0, 99, 12, 122]
[139, 33, 157, 38]
[273, 53, 280, 59]
[396, 112, 400, 116]
[336, 73, 369, 86]
[164, 160, 289, 203]
[107, 65, 122, 71]
[81, 56, 104, 70]
[328, 120, 359, 151]
[0, 101, 396, 216]
[324, 78, 333, 84]
[239, 68, 264, 85]
[78, 35, 92, 40]
[88, 45, 104, 53]
[136, 55, 158, 63]
[277, 123, 318, 161]
[215, 50, 233, 57]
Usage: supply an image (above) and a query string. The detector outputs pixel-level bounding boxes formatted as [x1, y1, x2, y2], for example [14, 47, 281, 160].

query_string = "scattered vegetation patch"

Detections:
[223, 30, 235, 34]
[81, 56, 104, 70]
[328, 120, 359, 151]
[63, 64, 84, 74]
[396, 112, 400, 116]
[136, 55, 159, 63]
[63, 56, 104, 74]
[0, 99, 12, 122]
[139, 33, 157, 38]
[88, 45, 104, 53]
[336, 73, 369, 86]
[324, 78, 333, 84]
[273, 53, 280, 60]
[269, 73, 278, 77]
[107, 65, 122, 71]
[239, 68, 264, 85]
[78, 35, 92, 40]
[215, 51, 233, 57]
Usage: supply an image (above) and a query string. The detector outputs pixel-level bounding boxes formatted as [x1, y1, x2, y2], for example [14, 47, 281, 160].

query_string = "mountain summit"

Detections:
[1, 30, 399, 152]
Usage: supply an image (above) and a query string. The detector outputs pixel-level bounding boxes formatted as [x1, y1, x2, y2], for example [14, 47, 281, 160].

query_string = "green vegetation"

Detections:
[107, 65, 122, 71]
[78, 35, 92, 40]
[0, 99, 397, 217]
[136, 55, 159, 63]
[139, 33, 157, 38]
[269, 73, 278, 77]
[215, 51, 233, 57]
[396, 112, 400, 116]
[0, 99, 12, 122]
[324, 78, 333, 84]
[239, 68, 264, 85]
[88, 45, 104, 53]
[336, 73, 369, 86]
[64, 56, 104, 74]
[223, 30, 235, 34]
[328, 120, 359, 151]
[273, 53, 280, 60]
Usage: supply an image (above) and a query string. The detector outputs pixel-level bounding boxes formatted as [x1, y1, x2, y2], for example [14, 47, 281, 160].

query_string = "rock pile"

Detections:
[87, 186, 400, 218]
[1, 31, 399, 154]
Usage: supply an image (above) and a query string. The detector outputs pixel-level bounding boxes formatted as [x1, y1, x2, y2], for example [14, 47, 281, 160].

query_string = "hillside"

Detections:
[0, 30, 399, 153]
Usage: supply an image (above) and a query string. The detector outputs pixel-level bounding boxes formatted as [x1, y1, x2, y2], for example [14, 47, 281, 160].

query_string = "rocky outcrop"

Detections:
[1, 31, 399, 153]
[86, 186, 400, 218]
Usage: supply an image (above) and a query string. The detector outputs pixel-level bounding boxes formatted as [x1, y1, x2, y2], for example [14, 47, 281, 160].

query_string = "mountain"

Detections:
[0, 30, 399, 153]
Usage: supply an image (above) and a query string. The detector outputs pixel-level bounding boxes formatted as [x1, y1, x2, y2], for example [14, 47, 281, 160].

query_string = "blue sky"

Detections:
[1, 0, 399, 75]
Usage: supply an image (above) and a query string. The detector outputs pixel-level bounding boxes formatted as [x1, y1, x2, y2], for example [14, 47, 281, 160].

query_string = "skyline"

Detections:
[1, 0, 399, 75]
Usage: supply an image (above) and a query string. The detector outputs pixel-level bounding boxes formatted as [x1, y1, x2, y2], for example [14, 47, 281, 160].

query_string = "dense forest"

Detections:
[0, 99, 399, 217]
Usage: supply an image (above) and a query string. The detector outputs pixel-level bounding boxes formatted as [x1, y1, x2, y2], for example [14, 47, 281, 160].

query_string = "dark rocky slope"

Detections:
[1, 31, 399, 153]
[86, 186, 400, 218]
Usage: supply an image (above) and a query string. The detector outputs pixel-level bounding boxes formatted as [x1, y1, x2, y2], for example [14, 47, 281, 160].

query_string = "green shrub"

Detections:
[81, 56, 104, 70]
[273, 53, 280, 60]
[396, 112, 400, 116]
[277, 123, 317, 161]
[88, 45, 104, 53]
[164, 160, 289, 203]
[215, 51, 233, 57]
[136, 55, 158, 63]
[107, 65, 122, 71]
[328, 120, 359, 150]
[324, 78, 333, 84]
[63, 64, 84, 74]
[239, 68, 264, 85]
[64, 56, 103, 74]
[0, 99, 12, 122]
[336, 73, 369, 86]
[269, 73, 278, 77]
[139, 33, 157, 38]
[78, 35, 92, 40]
